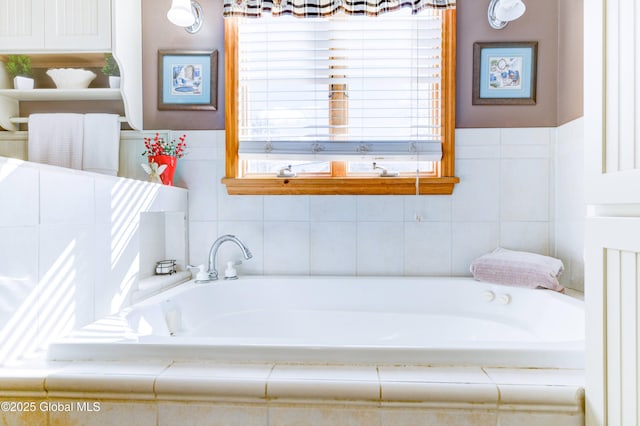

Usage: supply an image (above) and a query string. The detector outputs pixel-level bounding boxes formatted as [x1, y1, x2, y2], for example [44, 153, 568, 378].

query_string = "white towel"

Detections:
[82, 113, 121, 176]
[28, 113, 84, 169]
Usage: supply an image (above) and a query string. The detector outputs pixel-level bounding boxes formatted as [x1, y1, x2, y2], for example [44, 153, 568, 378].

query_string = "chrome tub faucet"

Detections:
[207, 234, 253, 281]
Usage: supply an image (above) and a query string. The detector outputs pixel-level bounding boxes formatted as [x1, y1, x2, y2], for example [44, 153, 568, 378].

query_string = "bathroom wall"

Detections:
[456, 0, 558, 128]
[0, 156, 187, 365]
[176, 126, 564, 283]
[141, 0, 225, 130]
[554, 117, 585, 291]
[142, 0, 582, 130]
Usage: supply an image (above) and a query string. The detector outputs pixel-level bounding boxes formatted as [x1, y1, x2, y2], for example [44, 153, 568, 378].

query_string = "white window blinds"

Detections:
[237, 9, 444, 161]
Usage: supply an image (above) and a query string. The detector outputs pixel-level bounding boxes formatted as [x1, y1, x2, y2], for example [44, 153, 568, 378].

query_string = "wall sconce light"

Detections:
[167, 0, 204, 34]
[487, 0, 526, 29]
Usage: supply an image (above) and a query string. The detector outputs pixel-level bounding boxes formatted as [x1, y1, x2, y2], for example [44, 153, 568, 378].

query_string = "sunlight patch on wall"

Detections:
[0, 159, 19, 184]
[110, 254, 139, 313]
[110, 179, 159, 268]
[0, 240, 77, 366]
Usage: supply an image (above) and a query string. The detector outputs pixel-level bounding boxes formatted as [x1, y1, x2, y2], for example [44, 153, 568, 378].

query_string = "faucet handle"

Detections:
[188, 264, 211, 282]
[224, 261, 239, 280]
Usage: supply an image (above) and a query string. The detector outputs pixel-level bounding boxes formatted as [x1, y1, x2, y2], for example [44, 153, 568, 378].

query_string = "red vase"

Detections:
[148, 155, 177, 186]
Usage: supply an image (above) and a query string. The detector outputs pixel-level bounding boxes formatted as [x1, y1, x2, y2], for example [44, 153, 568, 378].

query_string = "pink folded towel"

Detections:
[470, 247, 565, 292]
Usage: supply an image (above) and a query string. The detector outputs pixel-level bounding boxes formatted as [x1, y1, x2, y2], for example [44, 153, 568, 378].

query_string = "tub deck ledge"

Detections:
[0, 359, 584, 425]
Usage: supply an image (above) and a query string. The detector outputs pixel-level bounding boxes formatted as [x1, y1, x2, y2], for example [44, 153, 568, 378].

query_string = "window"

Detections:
[223, 7, 457, 195]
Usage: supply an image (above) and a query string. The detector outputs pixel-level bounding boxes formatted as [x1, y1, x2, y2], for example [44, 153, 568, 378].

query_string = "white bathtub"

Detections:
[48, 276, 584, 368]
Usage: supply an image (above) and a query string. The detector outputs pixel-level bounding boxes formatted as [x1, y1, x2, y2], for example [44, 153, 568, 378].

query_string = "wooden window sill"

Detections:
[222, 176, 459, 195]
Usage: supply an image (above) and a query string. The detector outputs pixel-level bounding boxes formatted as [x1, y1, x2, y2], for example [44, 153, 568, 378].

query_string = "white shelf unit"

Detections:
[0, 88, 122, 102]
[0, 0, 142, 131]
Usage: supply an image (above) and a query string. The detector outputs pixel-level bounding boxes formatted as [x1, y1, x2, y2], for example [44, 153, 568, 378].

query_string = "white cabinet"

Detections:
[0, 0, 111, 52]
[584, 1, 640, 425]
[0, 0, 141, 131]
[0, 0, 45, 50]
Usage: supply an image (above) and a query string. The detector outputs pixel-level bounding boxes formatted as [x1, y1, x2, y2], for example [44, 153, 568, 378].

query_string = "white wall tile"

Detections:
[264, 195, 309, 221]
[455, 128, 501, 146]
[40, 169, 94, 225]
[263, 222, 310, 274]
[501, 159, 550, 221]
[500, 222, 550, 255]
[92, 224, 117, 318]
[217, 190, 263, 221]
[138, 212, 167, 278]
[180, 160, 217, 221]
[451, 222, 499, 275]
[555, 221, 584, 291]
[357, 195, 404, 222]
[0, 227, 39, 365]
[452, 159, 500, 222]
[501, 144, 551, 159]
[94, 177, 115, 226]
[38, 225, 96, 345]
[173, 130, 221, 161]
[403, 195, 452, 222]
[357, 222, 404, 275]
[501, 127, 552, 146]
[310, 221, 357, 275]
[0, 227, 38, 288]
[0, 162, 38, 226]
[187, 221, 218, 268]
[404, 221, 452, 275]
[309, 196, 357, 222]
[456, 145, 502, 159]
[555, 118, 585, 291]
[152, 185, 189, 213]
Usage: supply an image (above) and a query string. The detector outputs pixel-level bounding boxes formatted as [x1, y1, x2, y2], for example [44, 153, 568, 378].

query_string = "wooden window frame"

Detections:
[222, 10, 458, 195]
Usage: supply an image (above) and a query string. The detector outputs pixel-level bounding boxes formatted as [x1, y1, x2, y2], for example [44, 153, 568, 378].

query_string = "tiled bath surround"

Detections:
[0, 361, 584, 426]
[0, 119, 585, 363]
[156, 120, 584, 291]
[0, 120, 585, 291]
[0, 120, 586, 424]
[0, 157, 188, 365]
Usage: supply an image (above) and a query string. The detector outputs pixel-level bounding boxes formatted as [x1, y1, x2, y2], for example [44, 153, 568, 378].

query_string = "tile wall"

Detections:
[554, 118, 585, 291]
[168, 126, 569, 283]
[0, 157, 188, 365]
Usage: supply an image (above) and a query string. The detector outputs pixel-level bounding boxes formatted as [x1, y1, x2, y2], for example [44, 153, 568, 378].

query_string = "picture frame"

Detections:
[158, 50, 218, 111]
[472, 41, 537, 105]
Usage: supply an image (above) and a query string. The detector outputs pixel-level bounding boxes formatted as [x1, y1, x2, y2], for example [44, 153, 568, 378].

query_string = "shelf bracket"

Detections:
[0, 95, 18, 131]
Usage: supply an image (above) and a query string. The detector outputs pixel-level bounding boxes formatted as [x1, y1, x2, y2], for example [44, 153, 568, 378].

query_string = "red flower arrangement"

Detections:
[141, 133, 187, 186]
[142, 133, 187, 159]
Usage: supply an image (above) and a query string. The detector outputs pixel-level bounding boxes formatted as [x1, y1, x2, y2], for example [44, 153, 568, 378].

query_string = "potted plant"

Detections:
[141, 133, 187, 186]
[101, 53, 120, 88]
[5, 55, 34, 89]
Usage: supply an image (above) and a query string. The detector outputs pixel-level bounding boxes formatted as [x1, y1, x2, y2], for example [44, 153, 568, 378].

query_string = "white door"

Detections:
[585, 0, 640, 425]
[0, 0, 45, 51]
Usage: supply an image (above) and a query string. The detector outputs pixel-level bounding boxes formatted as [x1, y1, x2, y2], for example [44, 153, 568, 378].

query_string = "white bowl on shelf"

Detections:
[46, 68, 97, 89]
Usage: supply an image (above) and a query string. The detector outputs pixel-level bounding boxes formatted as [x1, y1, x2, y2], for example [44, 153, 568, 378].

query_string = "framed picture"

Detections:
[158, 50, 218, 111]
[472, 42, 537, 105]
